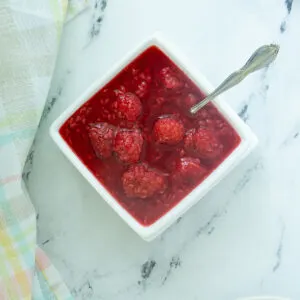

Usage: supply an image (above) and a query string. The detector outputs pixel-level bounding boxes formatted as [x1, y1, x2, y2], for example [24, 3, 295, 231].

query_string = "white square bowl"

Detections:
[50, 33, 258, 242]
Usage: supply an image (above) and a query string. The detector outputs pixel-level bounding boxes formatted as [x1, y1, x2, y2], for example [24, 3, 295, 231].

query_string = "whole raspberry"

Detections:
[160, 67, 183, 90]
[122, 164, 167, 198]
[184, 128, 223, 160]
[153, 116, 185, 145]
[114, 129, 143, 164]
[172, 157, 206, 188]
[88, 123, 116, 159]
[112, 92, 142, 121]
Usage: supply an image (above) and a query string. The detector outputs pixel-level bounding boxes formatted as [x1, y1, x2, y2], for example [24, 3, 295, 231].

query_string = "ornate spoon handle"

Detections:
[190, 44, 280, 114]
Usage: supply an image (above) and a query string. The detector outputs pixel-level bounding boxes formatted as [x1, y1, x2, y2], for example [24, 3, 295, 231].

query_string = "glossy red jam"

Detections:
[60, 46, 241, 226]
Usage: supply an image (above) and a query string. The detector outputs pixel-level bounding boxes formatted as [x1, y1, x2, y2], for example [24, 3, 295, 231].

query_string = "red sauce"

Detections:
[60, 46, 241, 226]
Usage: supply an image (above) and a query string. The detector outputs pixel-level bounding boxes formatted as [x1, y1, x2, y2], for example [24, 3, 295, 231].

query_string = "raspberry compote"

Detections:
[60, 46, 241, 226]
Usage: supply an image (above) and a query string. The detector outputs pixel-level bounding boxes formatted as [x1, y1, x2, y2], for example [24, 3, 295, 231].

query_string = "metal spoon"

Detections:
[190, 44, 280, 114]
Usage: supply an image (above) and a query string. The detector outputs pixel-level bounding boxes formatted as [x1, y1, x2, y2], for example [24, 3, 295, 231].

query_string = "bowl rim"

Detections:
[50, 32, 258, 241]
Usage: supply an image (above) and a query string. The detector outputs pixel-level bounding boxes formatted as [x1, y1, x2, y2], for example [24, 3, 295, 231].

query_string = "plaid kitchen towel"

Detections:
[0, 0, 89, 299]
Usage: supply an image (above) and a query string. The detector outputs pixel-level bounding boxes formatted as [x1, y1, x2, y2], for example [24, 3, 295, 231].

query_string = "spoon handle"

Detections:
[190, 44, 280, 114]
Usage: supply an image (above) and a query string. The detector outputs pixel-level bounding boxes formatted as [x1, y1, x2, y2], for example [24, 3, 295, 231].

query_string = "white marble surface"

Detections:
[25, 0, 300, 299]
